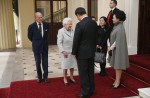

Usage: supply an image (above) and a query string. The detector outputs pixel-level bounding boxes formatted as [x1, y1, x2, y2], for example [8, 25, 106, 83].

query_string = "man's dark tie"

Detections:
[38, 23, 42, 35]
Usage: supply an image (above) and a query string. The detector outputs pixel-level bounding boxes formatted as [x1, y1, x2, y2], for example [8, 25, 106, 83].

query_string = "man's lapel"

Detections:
[34, 22, 40, 32]
[42, 22, 45, 38]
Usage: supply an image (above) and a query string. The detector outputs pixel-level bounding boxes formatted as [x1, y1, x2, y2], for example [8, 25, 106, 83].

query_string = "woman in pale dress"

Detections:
[108, 10, 129, 88]
[57, 17, 77, 85]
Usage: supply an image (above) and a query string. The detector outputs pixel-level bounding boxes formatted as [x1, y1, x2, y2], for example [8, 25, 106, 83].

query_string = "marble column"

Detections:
[0, 0, 16, 50]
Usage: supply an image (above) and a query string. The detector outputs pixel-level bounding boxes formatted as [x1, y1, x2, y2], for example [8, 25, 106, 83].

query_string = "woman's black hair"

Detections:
[100, 16, 107, 23]
[114, 10, 126, 21]
[99, 16, 108, 28]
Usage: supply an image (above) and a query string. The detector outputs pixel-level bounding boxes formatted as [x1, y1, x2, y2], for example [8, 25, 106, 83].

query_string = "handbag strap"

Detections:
[94, 64, 100, 68]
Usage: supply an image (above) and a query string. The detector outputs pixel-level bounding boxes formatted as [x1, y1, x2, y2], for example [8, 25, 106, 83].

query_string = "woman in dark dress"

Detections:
[97, 16, 109, 76]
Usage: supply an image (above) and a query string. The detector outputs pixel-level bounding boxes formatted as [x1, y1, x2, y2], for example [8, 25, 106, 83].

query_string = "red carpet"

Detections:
[0, 88, 9, 98]
[125, 64, 150, 84]
[107, 68, 150, 94]
[7, 74, 135, 98]
[1, 54, 150, 98]
[108, 54, 150, 94]
[129, 54, 150, 70]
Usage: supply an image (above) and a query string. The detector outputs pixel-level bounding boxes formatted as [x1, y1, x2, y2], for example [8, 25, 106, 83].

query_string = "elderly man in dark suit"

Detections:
[28, 12, 49, 83]
[72, 7, 97, 97]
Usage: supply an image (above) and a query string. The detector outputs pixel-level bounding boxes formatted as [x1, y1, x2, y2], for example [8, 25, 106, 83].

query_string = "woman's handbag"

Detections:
[108, 50, 112, 56]
[94, 49, 105, 63]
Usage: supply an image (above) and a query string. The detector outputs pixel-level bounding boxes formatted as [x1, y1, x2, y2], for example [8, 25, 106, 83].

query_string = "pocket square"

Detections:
[45, 29, 48, 31]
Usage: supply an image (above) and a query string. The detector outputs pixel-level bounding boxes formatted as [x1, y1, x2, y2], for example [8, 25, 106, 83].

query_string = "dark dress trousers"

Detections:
[28, 22, 49, 80]
[72, 17, 98, 96]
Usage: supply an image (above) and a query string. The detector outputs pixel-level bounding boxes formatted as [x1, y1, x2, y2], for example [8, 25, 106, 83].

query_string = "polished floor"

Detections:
[0, 45, 101, 88]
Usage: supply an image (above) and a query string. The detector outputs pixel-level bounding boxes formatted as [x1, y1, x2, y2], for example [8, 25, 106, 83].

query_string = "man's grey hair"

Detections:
[35, 12, 43, 17]
[62, 17, 72, 26]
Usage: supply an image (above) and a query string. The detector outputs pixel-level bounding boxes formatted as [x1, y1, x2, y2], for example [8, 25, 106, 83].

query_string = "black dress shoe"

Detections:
[76, 93, 90, 98]
[70, 79, 77, 84]
[99, 71, 107, 77]
[88, 93, 93, 96]
[37, 79, 42, 83]
[44, 78, 49, 83]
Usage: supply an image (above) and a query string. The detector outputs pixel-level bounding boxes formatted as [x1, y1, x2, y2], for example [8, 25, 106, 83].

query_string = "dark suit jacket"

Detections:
[97, 26, 109, 47]
[97, 26, 109, 54]
[28, 22, 49, 53]
[72, 17, 98, 59]
[107, 8, 120, 29]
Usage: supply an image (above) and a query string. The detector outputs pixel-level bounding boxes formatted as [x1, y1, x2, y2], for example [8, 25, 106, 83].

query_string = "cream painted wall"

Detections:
[98, 0, 125, 18]
[68, 0, 87, 29]
[18, 0, 35, 48]
[97, 0, 139, 55]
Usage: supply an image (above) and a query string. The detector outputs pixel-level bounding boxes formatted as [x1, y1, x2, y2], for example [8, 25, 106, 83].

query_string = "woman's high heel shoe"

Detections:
[69, 79, 77, 84]
[112, 84, 115, 87]
[64, 81, 69, 86]
[112, 82, 116, 87]
[63, 80, 69, 86]
[112, 83, 120, 89]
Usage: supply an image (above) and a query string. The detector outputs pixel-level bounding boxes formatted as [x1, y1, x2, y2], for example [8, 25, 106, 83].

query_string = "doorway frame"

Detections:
[35, 0, 68, 45]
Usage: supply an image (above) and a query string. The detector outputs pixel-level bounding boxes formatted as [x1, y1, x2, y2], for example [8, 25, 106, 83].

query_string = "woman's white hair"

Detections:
[62, 17, 72, 26]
